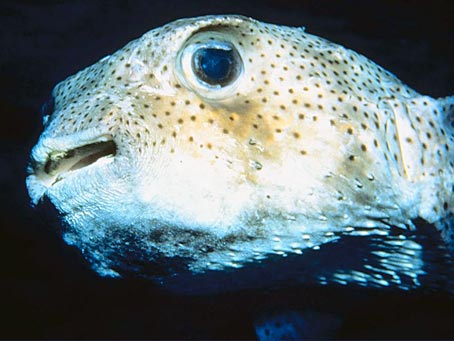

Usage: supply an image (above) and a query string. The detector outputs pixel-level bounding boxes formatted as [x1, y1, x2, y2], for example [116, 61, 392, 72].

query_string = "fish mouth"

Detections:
[29, 131, 117, 189]
[43, 139, 117, 182]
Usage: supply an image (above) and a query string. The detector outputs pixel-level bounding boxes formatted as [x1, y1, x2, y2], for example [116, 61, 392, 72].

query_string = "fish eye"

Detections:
[177, 35, 244, 99]
[191, 42, 241, 87]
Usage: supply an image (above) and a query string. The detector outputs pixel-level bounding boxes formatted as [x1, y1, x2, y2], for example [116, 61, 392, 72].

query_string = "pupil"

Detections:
[196, 48, 234, 85]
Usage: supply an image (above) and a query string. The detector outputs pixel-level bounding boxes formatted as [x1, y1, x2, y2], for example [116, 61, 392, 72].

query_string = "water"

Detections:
[0, 0, 453, 338]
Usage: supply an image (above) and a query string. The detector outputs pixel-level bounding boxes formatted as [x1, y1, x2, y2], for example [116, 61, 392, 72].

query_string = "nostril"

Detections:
[40, 95, 55, 123]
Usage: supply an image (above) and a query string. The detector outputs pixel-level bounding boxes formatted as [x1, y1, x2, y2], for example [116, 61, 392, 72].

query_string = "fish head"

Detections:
[26, 15, 454, 290]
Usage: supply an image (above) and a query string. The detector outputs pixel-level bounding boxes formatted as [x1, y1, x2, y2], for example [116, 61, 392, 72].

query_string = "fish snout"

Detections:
[27, 130, 117, 204]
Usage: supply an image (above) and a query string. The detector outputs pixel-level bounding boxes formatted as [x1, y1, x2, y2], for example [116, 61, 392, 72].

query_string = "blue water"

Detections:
[0, 0, 453, 339]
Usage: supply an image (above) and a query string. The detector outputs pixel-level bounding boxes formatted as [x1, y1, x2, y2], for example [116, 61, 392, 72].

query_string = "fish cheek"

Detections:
[213, 101, 272, 141]
[217, 101, 289, 167]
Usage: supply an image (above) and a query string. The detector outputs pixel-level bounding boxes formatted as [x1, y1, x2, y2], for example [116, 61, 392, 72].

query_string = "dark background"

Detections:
[1, 0, 453, 339]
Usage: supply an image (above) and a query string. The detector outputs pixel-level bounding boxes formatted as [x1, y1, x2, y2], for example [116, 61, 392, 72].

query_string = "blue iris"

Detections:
[198, 48, 233, 81]
[192, 44, 240, 86]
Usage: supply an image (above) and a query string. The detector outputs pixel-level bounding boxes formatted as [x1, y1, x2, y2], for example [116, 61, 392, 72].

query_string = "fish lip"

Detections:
[27, 128, 117, 203]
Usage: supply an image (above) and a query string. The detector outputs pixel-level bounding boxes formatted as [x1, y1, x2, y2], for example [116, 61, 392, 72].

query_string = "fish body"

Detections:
[27, 15, 454, 291]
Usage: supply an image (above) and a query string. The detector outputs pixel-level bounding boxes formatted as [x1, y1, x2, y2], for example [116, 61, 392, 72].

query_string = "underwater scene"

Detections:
[1, 0, 453, 339]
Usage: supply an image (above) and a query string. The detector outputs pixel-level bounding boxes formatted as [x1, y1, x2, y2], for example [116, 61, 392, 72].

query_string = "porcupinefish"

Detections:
[26, 15, 454, 292]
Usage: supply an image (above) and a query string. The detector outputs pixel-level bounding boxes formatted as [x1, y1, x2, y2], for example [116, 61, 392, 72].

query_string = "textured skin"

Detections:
[27, 15, 454, 290]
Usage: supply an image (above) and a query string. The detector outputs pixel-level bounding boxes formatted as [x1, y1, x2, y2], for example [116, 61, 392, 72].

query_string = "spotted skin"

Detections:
[27, 15, 454, 290]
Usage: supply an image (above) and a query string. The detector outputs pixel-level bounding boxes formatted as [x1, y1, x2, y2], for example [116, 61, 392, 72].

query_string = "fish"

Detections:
[26, 14, 454, 293]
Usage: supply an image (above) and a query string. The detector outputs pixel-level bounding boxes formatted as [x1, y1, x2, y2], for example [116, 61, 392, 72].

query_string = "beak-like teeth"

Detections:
[43, 140, 117, 179]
